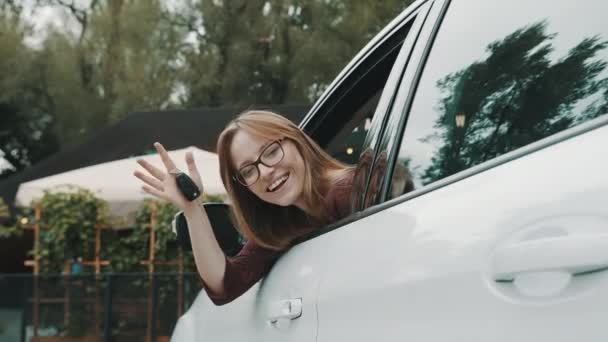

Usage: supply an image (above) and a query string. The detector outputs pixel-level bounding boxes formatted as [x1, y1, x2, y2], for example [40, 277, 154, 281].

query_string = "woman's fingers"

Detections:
[154, 142, 178, 172]
[185, 152, 204, 189]
[137, 159, 165, 181]
[141, 185, 167, 200]
[134, 170, 164, 191]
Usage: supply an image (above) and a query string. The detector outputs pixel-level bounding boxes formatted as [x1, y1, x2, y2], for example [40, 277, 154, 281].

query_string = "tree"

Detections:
[34, 0, 188, 145]
[176, 0, 414, 106]
[0, 0, 23, 16]
[0, 12, 58, 178]
[422, 21, 608, 184]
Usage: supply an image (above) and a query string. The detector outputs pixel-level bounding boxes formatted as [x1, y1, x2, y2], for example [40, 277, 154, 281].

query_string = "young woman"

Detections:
[133, 110, 355, 305]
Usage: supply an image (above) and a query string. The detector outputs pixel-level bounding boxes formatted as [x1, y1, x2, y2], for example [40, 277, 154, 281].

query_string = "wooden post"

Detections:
[149, 203, 157, 274]
[138, 203, 190, 341]
[23, 203, 43, 274]
[95, 225, 102, 275]
[33, 205, 41, 275]
[177, 248, 184, 316]
[74, 224, 111, 338]
[73, 224, 112, 274]
[24, 204, 43, 338]
[147, 202, 157, 342]
[63, 261, 71, 332]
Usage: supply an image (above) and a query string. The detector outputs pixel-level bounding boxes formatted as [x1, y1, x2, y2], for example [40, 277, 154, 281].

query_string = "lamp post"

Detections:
[455, 113, 466, 128]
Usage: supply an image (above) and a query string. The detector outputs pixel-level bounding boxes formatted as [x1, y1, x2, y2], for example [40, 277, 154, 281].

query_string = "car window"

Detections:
[307, 28, 410, 165]
[322, 79, 382, 165]
[387, 0, 608, 200]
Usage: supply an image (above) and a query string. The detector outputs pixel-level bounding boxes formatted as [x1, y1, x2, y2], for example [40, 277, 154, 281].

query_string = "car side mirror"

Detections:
[171, 203, 245, 257]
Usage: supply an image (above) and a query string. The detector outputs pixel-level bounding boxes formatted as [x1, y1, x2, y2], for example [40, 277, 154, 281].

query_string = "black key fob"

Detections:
[175, 172, 201, 201]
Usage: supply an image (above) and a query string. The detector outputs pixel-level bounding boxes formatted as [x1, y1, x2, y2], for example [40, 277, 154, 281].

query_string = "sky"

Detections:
[20, 0, 82, 48]
[0, 153, 11, 173]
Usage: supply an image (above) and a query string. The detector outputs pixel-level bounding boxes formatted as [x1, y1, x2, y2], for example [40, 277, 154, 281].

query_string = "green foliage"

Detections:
[204, 193, 225, 203]
[37, 0, 187, 144]
[0, 224, 21, 239]
[0, 196, 9, 219]
[180, 0, 414, 106]
[31, 187, 109, 274]
[0, 185, 225, 275]
[103, 193, 223, 273]
[103, 199, 190, 273]
[0, 12, 58, 178]
[0, 198, 21, 238]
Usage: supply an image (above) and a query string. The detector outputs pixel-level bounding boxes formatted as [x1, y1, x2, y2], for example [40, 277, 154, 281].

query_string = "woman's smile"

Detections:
[266, 172, 290, 192]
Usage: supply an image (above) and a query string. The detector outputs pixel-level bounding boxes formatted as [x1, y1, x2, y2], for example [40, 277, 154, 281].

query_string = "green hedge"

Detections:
[0, 187, 224, 275]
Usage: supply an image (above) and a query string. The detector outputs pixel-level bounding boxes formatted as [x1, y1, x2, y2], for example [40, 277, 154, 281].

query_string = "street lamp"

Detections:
[455, 113, 466, 128]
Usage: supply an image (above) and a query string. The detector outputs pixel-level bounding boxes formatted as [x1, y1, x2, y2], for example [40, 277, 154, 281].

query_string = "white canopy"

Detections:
[15, 146, 226, 228]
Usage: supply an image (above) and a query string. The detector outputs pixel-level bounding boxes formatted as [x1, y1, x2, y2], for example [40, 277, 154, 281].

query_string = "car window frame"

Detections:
[370, 0, 451, 207]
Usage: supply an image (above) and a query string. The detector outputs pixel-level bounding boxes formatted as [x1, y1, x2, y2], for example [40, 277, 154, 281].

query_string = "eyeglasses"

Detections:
[235, 139, 285, 186]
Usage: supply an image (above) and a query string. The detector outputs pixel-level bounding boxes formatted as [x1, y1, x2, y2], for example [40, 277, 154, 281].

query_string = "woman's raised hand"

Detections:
[133, 142, 204, 210]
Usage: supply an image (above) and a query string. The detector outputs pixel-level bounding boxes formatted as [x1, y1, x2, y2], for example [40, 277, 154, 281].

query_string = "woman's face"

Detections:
[230, 129, 307, 208]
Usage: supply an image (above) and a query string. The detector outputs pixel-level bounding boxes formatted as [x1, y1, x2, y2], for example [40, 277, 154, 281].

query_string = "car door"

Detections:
[316, 0, 608, 341]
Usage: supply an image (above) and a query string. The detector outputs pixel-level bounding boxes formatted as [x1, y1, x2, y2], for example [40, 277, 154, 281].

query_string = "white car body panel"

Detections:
[316, 122, 608, 341]
[172, 235, 339, 341]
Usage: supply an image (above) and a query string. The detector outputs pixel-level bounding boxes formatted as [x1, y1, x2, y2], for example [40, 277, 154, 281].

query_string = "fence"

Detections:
[0, 272, 202, 342]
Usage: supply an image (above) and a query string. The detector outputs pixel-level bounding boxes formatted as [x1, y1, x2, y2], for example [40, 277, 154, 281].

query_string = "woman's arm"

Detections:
[134, 142, 227, 294]
[200, 241, 283, 305]
[182, 201, 227, 294]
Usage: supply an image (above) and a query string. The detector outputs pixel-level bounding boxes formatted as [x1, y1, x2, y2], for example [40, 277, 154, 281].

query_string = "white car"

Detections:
[172, 0, 608, 340]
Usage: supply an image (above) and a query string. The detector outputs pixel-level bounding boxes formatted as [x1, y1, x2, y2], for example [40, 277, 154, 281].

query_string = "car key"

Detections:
[174, 172, 201, 201]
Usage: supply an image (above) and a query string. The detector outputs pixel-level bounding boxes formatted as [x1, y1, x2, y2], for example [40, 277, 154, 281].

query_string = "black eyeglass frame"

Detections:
[233, 138, 286, 186]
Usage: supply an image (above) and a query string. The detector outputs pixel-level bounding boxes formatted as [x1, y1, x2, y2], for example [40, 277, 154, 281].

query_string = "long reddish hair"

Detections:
[217, 110, 351, 250]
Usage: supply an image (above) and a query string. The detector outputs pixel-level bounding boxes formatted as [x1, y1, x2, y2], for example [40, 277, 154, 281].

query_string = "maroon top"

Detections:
[201, 170, 355, 305]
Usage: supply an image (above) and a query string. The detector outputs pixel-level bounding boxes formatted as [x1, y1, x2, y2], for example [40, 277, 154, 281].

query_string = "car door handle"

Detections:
[491, 234, 608, 281]
[267, 298, 302, 323]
